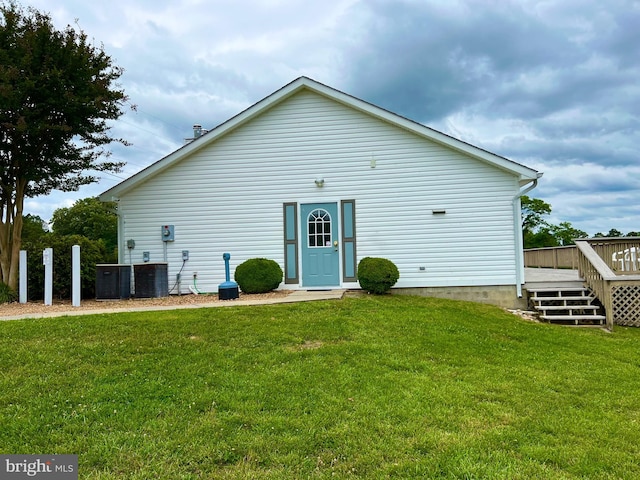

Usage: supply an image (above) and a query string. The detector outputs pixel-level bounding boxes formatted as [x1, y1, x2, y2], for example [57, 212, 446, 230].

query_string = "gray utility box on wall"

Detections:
[96, 264, 132, 300]
[134, 263, 169, 298]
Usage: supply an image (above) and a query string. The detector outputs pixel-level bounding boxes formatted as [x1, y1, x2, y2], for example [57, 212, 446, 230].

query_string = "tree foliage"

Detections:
[20, 213, 48, 242]
[521, 196, 636, 248]
[594, 229, 626, 238]
[521, 196, 587, 248]
[51, 197, 117, 262]
[0, 280, 16, 303]
[521, 195, 552, 236]
[18, 201, 118, 300]
[21, 233, 108, 300]
[550, 222, 588, 246]
[0, 2, 127, 290]
[524, 226, 558, 249]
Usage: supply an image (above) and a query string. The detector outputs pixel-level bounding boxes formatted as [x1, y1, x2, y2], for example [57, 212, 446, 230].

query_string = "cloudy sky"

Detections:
[21, 0, 640, 236]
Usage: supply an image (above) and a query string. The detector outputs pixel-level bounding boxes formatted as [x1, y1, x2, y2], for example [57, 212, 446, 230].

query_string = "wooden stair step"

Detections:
[536, 305, 600, 311]
[532, 299, 596, 305]
[527, 284, 607, 327]
[531, 298, 595, 305]
[531, 294, 593, 300]
[532, 294, 593, 300]
[527, 287, 590, 293]
[540, 314, 606, 323]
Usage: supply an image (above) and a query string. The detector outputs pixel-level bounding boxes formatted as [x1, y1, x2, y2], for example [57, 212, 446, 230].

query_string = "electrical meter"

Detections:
[161, 225, 175, 242]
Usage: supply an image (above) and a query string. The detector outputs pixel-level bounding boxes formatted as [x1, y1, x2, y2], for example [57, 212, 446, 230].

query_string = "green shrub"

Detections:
[21, 234, 110, 300]
[357, 257, 400, 294]
[0, 282, 17, 304]
[234, 258, 283, 294]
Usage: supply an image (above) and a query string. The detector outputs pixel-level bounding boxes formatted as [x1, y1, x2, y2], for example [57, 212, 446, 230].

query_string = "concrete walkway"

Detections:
[0, 290, 347, 322]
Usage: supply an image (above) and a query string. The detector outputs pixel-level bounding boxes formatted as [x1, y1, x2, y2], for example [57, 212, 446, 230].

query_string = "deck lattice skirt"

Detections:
[612, 285, 640, 326]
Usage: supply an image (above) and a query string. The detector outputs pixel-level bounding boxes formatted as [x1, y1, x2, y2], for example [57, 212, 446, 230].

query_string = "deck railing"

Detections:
[524, 245, 578, 269]
[585, 238, 640, 274]
[574, 238, 640, 328]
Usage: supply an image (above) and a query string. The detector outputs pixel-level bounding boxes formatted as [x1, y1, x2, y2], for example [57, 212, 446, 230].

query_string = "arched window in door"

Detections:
[307, 209, 332, 247]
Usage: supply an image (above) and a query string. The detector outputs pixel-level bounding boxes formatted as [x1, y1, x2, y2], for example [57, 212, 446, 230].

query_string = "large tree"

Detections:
[51, 197, 118, 261]
[521, 196, 588, 248]
[521, 195, 552, 236]
[550, 221, 588, 246]
[0, 2, 127, 289]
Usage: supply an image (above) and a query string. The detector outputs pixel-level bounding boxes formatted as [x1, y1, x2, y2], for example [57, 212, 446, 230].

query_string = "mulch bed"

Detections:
[0, 291, 291, 318]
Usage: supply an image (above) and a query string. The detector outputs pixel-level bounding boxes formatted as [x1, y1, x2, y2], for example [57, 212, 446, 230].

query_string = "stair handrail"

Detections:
[574, 240, 615, 329]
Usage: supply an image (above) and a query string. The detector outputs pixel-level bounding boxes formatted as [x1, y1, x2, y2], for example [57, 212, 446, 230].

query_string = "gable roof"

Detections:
[100, 77, 541, 200]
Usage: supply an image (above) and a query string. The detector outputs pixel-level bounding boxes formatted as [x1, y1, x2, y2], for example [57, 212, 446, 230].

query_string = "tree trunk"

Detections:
[0, 199, 14, 287]
[0, 179, 25, 291]
[8, 186, 25, 291]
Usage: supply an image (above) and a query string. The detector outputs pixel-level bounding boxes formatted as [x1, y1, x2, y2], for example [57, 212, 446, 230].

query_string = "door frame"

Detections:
[300, 202, 341, 288]
[283, 199, 357, 289]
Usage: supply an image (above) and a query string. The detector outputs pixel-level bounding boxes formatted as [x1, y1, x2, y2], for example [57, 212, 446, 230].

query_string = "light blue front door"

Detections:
[301, 203, 340, 287]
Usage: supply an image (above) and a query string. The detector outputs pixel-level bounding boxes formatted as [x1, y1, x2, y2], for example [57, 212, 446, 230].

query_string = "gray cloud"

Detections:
[19, 0, 640, 235]
[336, 0, 640, 234]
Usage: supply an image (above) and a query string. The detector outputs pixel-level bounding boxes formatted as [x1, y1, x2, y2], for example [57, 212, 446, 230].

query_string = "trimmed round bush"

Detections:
[0, 282, 17, 304]
[357, 257, 400, 294]
[234, 258, 283, 294]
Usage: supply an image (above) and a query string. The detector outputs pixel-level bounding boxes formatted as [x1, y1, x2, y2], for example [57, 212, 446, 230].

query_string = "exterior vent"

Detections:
[185, 124, 209, 143]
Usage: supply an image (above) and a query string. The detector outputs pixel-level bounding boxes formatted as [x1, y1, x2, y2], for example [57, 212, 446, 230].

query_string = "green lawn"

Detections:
[1, 295, 639, 479]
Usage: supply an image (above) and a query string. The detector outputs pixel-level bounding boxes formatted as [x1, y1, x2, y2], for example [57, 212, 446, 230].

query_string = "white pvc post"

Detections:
[43, 247, 53, 306]
[72, 245, 81, 307]
[19, 250, 27, 304]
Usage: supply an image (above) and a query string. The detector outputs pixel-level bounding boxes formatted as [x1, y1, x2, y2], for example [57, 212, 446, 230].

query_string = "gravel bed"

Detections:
[0, 291, 291, 318]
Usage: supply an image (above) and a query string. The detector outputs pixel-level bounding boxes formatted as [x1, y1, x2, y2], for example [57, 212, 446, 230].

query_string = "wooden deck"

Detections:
[524, 267, 583, 288]
[524, 238, 640, 327]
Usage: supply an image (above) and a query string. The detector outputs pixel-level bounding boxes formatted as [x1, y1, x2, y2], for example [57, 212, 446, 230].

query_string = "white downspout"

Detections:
[111, 198, 123, 263]
[513, 175, 542, 297]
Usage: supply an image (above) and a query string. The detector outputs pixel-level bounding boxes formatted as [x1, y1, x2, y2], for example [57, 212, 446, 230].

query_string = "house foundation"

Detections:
[394, 285, 526, 310]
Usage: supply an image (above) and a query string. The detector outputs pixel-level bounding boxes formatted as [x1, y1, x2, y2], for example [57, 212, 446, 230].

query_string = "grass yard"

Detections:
[1, 295, 640, 479]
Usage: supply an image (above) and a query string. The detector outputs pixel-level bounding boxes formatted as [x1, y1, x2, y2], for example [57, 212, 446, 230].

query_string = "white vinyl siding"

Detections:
[117, 90, 519, 293]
